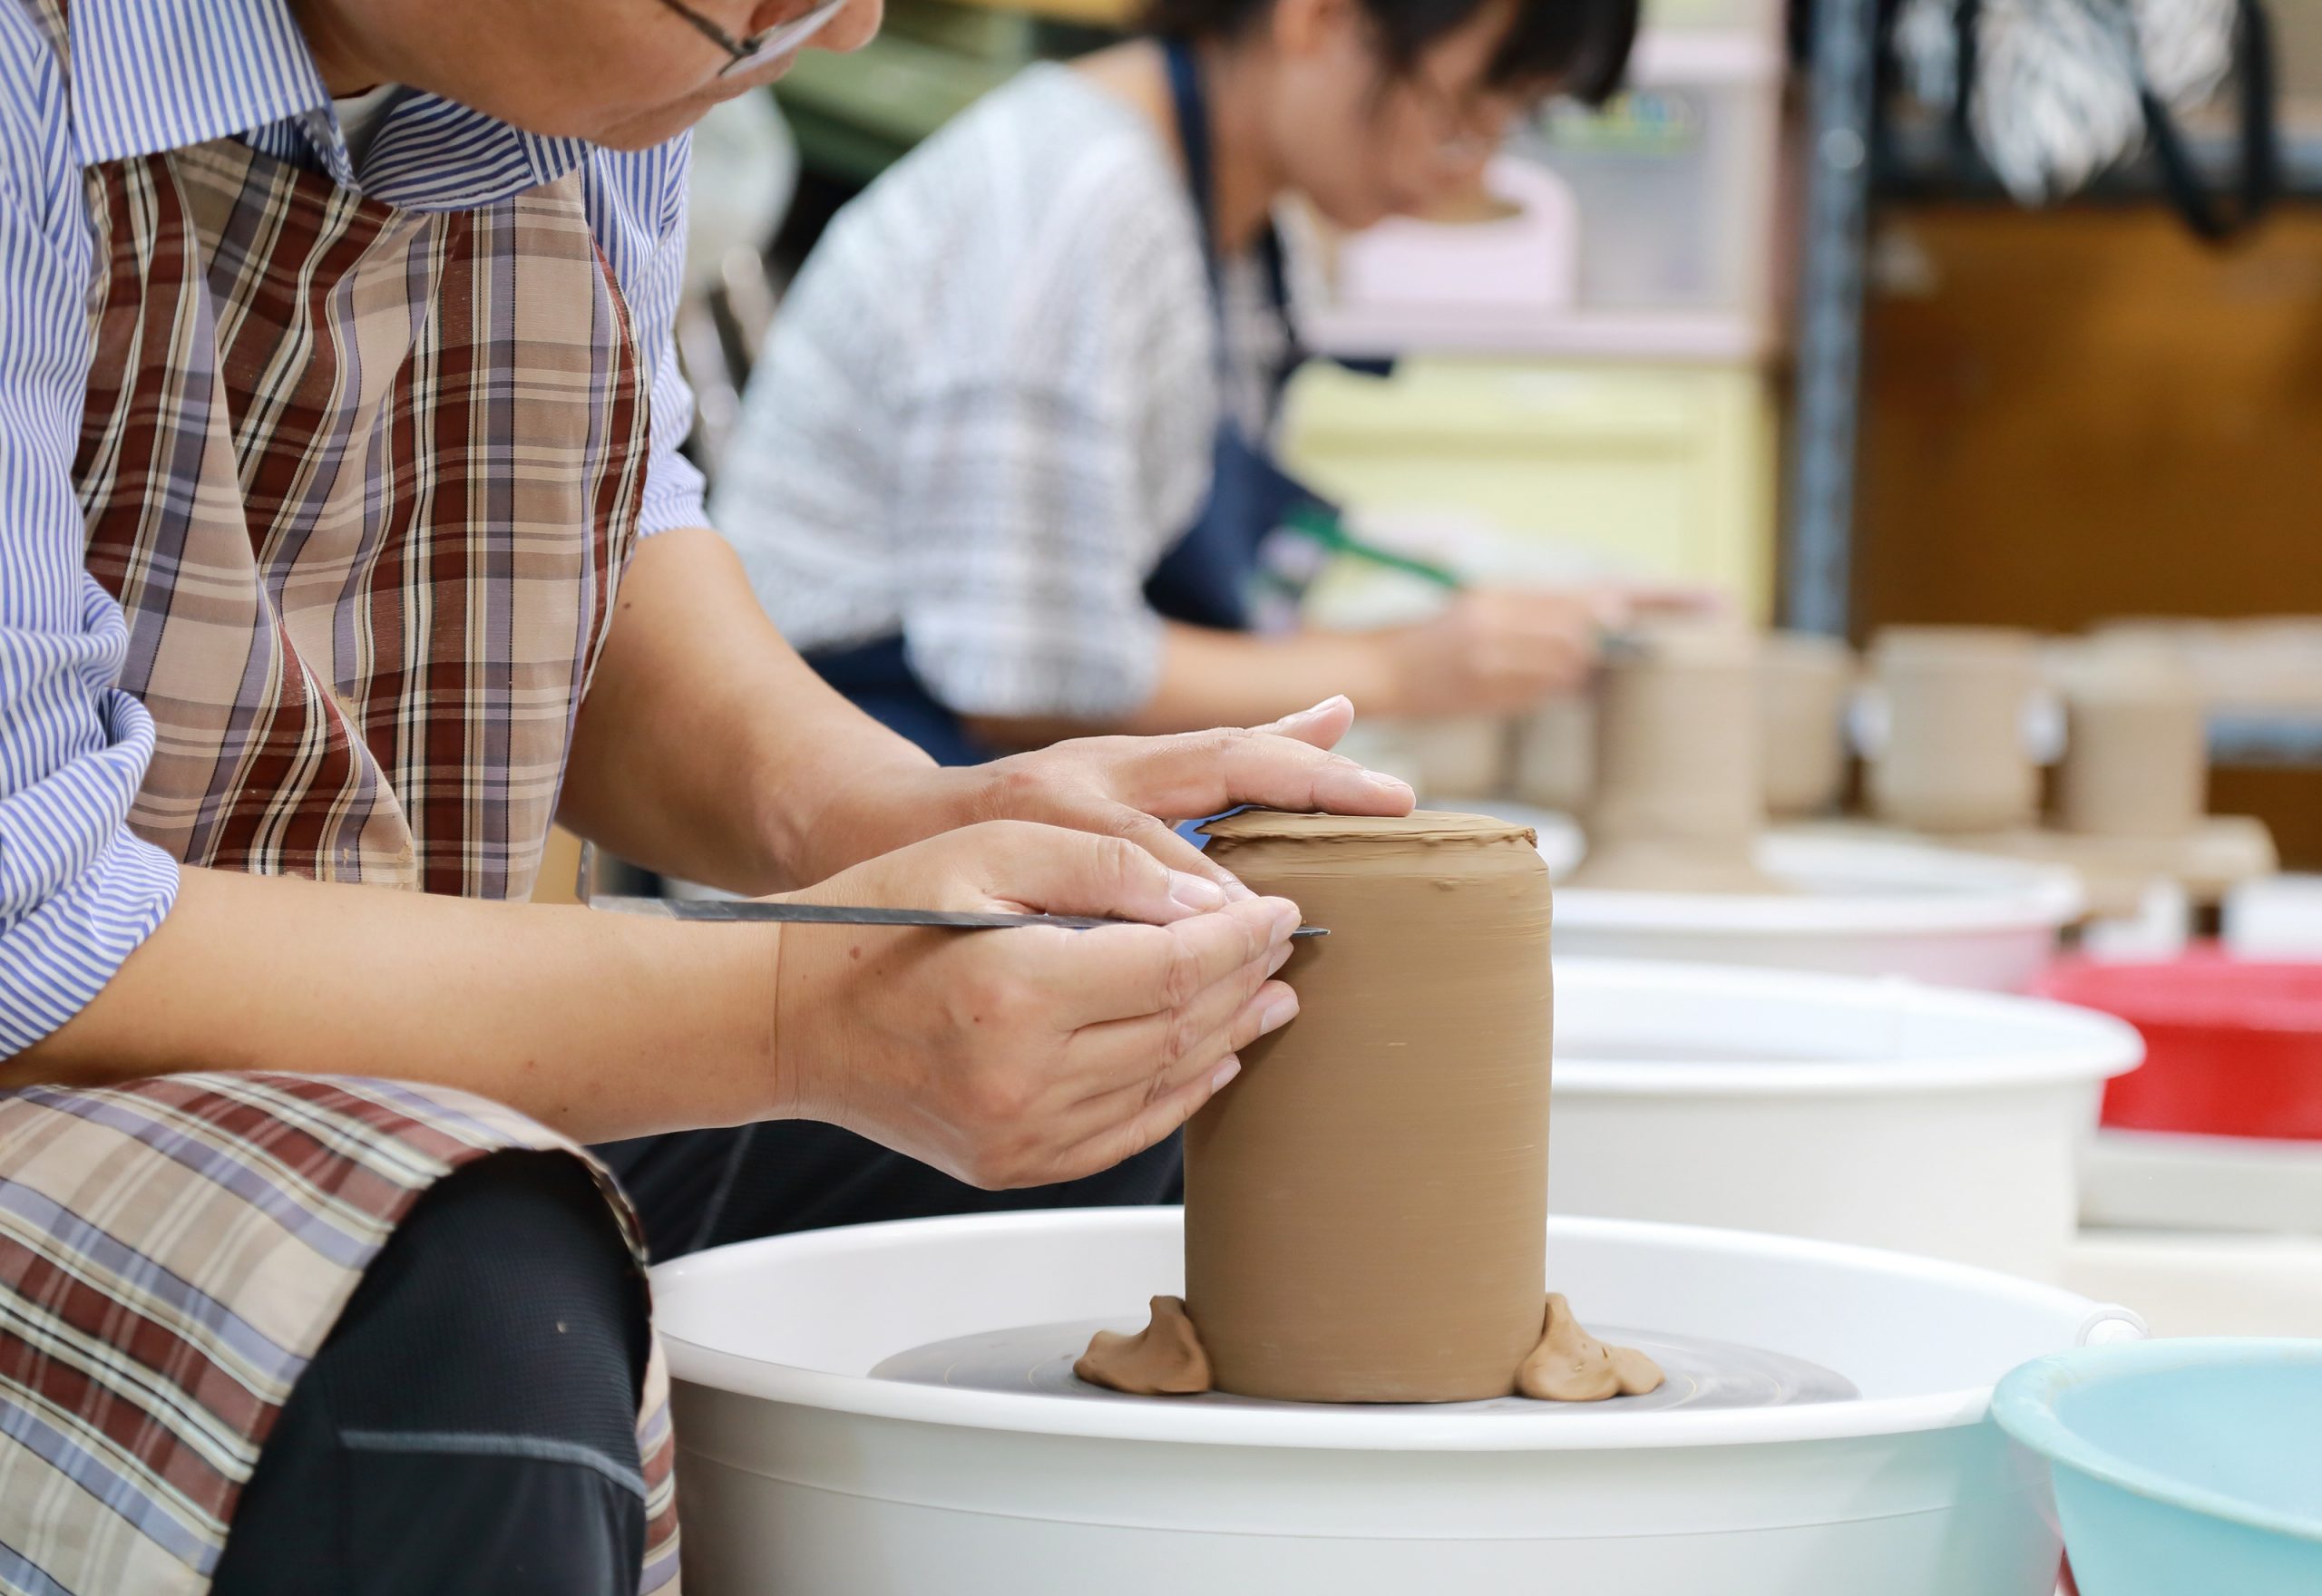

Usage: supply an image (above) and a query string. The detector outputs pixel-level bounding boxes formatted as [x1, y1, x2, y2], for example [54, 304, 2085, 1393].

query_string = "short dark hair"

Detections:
[1138, 0, 1639, 105]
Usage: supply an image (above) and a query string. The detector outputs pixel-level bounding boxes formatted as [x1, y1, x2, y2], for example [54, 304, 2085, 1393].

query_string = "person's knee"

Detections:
[321, 1149, 650, 1452]
[214, 1150, 652, 1596]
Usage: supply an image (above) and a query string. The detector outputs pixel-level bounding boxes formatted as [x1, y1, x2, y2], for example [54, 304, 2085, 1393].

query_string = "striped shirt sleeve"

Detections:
[602, 137, 709, 538]
[0, 8, 179, 1055]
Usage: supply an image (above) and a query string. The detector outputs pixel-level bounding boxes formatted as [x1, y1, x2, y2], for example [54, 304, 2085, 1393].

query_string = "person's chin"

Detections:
[1325, 199, 1395, 233]
[593, 101, 715, 150]
[596, 71, 795, 148]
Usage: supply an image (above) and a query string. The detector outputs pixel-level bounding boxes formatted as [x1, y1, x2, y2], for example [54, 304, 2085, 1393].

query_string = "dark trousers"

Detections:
[217, 1124, 1181, 1592]
[593, 1121, 1184, 1261]
[212, 1151, 651, 1595]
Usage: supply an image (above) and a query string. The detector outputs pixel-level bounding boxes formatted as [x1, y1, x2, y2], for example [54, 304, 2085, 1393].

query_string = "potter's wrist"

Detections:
[741, 919, 814, 1124]
[788, 747, 951, 882]
[1348, 630, 1419, 717]
[597, 916, 786, 1132]
[1371, 627, 1434, 717]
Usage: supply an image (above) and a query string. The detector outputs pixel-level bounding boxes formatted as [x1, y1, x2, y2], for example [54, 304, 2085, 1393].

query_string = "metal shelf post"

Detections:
[1781, 0, 1882, 638]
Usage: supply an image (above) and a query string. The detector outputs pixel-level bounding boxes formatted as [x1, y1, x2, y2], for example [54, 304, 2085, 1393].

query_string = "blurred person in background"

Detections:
[715, 0, 1684, 767]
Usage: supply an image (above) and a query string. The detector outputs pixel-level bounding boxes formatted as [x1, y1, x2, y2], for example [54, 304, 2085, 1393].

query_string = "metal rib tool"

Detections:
[591, 896, 1328, 937]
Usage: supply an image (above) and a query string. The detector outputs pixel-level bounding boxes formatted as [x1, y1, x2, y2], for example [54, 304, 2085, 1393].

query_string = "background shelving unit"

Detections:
[1779, 0, 2322, 796]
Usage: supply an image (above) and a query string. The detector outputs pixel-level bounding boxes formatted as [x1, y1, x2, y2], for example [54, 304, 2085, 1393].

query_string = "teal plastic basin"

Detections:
[1993, 1338, 2322, 1595]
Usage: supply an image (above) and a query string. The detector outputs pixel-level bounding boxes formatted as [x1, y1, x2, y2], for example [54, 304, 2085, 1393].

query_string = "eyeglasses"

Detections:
[654, 0, 852, 77]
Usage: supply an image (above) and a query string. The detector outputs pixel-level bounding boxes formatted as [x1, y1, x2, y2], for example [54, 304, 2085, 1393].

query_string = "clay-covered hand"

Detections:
[1387, 583, 1725, 715]
[795, 696, 1414, 896]
[771, 820, 1302, 1189]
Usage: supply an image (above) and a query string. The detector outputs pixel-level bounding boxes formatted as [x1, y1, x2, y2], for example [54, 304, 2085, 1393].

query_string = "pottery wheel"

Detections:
[871, 1319, 1858, 1413]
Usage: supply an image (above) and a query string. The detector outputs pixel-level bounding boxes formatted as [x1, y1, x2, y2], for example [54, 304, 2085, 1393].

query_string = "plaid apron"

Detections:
[0, 5, 677, 1591]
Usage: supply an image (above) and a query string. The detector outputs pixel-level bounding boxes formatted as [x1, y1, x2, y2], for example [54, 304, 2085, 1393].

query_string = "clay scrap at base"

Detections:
[1078, 1291, 1665, 1405]
[1075, 1295, 1214, 1395]
[1519, 1293, 1666, 1402]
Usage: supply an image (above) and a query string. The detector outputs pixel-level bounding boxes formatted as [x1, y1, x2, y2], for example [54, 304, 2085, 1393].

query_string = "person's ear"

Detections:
[1271, 0, 1359, 63]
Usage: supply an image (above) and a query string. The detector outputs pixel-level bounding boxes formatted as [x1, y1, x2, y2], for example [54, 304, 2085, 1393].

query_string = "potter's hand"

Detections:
[797, 696, 1414, 896]
[1388, 590, 1604, 714]
[773, 820, 1302, 1188]
[1388, 583, 1722, 715]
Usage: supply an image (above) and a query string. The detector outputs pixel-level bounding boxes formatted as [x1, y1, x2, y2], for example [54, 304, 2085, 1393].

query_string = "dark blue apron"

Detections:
[806, 40, 1337, 764]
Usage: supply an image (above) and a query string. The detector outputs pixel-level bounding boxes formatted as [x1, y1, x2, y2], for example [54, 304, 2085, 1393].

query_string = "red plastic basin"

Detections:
[2036, 949, 2322, 1142]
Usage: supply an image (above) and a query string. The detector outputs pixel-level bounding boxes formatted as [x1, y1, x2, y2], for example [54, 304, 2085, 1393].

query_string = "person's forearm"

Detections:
[561, 526, 938, 894]
[968, 622, 1404, 748]
[9, 865, 781, 1143]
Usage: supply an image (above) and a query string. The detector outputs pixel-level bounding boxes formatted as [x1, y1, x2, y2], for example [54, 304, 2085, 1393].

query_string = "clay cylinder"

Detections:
[1568, 621, 1772, 893]
[2056, 650, 2208, 839]
[1185, 811, 1549, 1403]
[1759, 631, 1858, 818]
[1867, 627, 2042, 834]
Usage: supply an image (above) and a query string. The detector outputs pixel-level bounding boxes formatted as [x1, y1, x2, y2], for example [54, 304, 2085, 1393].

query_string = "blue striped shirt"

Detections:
[0, 0, 706, 1053]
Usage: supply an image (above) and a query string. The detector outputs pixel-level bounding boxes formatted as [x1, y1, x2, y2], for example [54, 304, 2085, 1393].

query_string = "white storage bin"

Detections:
[1519, 34, 1783, 316]
[1297, 32, 1786, 358]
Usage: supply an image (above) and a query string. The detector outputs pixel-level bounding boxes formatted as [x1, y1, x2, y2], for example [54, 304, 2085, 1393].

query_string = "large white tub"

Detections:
[1552, 959, 2142, 1279]
[1494, 804, 2086, 991]
[657, 1210, 2141, 1596]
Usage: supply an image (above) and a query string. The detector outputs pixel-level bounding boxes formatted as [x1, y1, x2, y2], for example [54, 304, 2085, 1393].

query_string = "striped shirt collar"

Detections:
[67, 0, 591, 208]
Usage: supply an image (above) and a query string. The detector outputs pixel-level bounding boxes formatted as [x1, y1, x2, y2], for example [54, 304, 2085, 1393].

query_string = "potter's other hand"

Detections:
[1389, 589, 1606, 714]
[805, 696, 1414, 896]
[773, 821, 1302, 1188]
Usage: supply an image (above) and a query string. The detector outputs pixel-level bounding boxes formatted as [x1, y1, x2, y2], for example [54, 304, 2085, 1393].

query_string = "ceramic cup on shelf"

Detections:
[1865, 626, 2044, 835]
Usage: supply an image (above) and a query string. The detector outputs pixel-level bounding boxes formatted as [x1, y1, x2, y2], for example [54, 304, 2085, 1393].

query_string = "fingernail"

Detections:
[1364, 771, 1415, 800]
[1259, 991, 1298, 1033]
[1263, 696, 1341, 732]
[1266, 939, 1294, 976]
[1219, 871, 1257, 901]
[1269, 901, 1302, 941]
[1211, 1057, 1243, 1092]
[1168, 871, 1228, 912]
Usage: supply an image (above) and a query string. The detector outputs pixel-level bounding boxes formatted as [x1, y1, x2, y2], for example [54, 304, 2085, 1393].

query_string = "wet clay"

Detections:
[1760, 631, 1858, 819]
[1518, 1294, 1666, 1401]
[1868, 627, 2042, 834]
[2054, 645, 2208, 840]
[1107, 808, 1661, 1406]
[1184, 810, 1551, 1402]
[1076, 1289, 1665, 1404]
[1569, 621, 1783, 894]
[1074, 1297, 1212, 1395]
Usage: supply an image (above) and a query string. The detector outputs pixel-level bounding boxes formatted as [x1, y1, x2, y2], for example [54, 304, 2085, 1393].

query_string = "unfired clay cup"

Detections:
[1759, 631, 1858, 818]
[2054, 644, 2208, 839]
[1867, 626, 2043, 835]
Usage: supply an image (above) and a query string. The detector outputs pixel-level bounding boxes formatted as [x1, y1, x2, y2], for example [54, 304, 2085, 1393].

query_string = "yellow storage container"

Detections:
[1281, 357, 1779, 620]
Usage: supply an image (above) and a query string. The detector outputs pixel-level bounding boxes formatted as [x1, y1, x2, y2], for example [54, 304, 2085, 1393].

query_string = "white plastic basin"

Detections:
[1488, 803, 2085, 991]
[2082, 1127, 2322, 1234]
[1553, 959, 2142, 1280]
[656, 1210, 2141, 1596]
